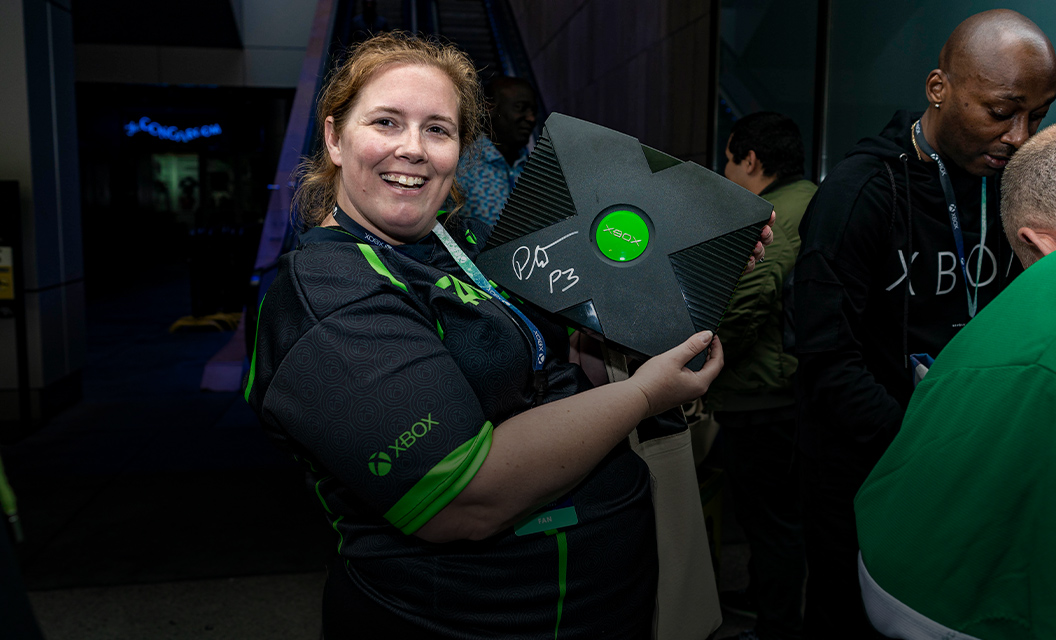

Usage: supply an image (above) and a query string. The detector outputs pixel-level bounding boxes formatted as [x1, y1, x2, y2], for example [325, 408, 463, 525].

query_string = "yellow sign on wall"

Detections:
[0, 246, 14, 300]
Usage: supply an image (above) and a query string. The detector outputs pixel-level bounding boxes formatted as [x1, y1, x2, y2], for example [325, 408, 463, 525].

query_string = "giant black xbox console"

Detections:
[476, 113, 773, 369]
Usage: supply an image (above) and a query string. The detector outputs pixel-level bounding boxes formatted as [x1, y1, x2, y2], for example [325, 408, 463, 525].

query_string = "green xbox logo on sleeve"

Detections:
[367, 413, 440, 477]
[368, 452, 392, 477]
[595, 209, 650, 262]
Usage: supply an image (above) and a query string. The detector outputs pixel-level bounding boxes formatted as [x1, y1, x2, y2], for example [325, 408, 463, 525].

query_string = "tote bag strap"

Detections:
[602, 346, 722, 640]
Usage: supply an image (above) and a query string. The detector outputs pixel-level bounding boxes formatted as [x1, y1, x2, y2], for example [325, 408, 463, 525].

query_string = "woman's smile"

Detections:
[380, 172, 428, 189]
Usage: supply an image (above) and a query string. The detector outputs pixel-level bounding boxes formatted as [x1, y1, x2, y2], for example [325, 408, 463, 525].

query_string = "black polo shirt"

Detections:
[246, 219, 659, 638]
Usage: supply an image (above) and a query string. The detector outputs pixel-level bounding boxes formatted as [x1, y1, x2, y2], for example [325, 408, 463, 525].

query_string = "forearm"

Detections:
[416, 377, 652, 542]
[416, 331, 722, 543]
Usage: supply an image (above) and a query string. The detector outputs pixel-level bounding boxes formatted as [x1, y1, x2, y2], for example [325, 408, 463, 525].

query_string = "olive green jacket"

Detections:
[707, 177, 817, 412]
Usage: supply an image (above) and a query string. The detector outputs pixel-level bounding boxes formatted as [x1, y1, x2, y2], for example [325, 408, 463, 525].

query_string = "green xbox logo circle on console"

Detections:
[368, 451, 392, 477]
[596, 210, 649, 262]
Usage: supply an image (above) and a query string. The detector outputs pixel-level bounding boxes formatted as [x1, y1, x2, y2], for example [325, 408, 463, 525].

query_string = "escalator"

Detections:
[438, 0, 502, 78]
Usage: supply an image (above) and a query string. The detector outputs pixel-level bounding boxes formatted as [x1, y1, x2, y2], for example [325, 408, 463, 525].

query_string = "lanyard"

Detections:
[328, 206, 548, 399]
[331, 206, 397, 250]
[913, 120, 987, 317]
[431, 221, 547, 372]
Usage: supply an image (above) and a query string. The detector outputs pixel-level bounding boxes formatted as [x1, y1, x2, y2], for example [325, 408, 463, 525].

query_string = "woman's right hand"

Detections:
[627, 331, 724, 418]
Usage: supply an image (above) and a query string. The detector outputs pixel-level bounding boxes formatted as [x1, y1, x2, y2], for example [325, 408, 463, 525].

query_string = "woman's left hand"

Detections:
[744, 209, 776, 274]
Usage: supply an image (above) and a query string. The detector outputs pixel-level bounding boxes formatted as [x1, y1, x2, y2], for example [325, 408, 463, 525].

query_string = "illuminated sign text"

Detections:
[124, 117, 222, 143]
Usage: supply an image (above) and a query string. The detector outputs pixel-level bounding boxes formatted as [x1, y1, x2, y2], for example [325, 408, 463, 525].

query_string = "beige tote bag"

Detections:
[604, 348, 722, 640]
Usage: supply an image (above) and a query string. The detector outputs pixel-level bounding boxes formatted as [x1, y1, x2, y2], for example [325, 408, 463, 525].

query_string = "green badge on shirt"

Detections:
[515, 506, 579, 536]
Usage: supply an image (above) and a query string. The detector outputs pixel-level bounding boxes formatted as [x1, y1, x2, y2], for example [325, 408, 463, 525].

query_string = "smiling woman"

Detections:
[245, 32, 728, 640]
[322, 64, 461, 244]
[292, 34, 483, 235]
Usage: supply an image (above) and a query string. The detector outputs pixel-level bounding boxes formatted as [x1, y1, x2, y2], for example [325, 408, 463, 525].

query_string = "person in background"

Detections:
[855, 123, 1056, 640]
[792, 9, 1056, 637]
[713, 112, 816, 640]
[453, 75, 537, 228]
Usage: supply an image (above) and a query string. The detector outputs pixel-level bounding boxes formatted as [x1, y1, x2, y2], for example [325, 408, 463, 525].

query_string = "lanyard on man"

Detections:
[913, 120, 988, 317]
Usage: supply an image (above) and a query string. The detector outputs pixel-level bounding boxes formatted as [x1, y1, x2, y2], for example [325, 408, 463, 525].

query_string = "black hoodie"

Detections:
[794, 110, 1021, 468]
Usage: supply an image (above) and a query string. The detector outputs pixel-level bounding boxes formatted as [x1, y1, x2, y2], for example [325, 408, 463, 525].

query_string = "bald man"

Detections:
[793, 9, 1056, 637]
[855, 124, 1056, 639]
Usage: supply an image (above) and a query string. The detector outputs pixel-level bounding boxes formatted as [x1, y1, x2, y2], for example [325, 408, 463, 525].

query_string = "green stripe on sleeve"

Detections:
[357, 244, 408, 292]
[243, 292, 268, 403]
[383, 421, 494, 535]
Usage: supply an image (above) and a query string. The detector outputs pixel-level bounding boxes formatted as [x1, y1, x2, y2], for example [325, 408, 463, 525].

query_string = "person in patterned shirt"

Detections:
[454, 75, 537, 227]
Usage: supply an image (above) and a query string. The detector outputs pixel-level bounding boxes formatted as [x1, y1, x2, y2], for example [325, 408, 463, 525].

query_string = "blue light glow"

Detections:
[125, 117, 222, 142]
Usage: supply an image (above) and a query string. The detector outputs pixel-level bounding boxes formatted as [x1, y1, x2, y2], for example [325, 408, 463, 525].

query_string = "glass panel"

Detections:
[716, 0, 820, 180]
[151, 154, 200, 225]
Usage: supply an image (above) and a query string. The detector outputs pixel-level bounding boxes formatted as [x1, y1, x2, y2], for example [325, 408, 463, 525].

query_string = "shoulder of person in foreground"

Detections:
[856, 254, 1056, 526]
[855, 257, 1056, 638]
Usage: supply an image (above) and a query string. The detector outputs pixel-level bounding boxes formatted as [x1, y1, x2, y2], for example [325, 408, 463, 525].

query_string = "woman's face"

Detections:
[325, 63, 460, 244]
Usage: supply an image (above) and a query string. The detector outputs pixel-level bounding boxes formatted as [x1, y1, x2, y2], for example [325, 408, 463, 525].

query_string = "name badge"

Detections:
[515, 506, 579, 536]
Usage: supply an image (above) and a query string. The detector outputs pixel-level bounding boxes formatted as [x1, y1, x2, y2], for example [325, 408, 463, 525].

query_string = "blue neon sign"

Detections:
[124, 117, 222, 142]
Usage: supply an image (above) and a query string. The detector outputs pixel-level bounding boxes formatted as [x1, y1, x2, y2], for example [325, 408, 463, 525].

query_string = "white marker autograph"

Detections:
[548, 268, 579, 293]
[512, 231, 579, 282]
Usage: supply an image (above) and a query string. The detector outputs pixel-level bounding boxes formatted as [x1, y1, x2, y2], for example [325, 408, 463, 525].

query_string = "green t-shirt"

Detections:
[855, 251, 1056, 640]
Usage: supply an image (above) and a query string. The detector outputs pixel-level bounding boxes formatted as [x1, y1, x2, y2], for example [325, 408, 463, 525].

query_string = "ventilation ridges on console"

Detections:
[669, 224, 765, 332]
[484, 127, 578, 250]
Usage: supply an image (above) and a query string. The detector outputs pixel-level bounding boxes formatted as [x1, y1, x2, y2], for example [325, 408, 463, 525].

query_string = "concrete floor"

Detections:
[29, 572, 326, 640]
[24, 548, 754, 640]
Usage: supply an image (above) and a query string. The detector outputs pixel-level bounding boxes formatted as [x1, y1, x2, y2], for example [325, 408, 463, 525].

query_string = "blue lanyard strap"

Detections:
[913, 120, 987, 317]
[329, 206, 547, 367]
[432, 221, 548, 372]
[328, 207, 548, 401]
